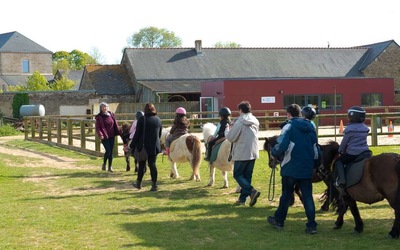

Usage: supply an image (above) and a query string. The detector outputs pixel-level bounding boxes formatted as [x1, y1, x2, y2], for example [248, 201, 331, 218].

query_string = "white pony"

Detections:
[202, 122, 236, 188]
[161, 127, 202, 181]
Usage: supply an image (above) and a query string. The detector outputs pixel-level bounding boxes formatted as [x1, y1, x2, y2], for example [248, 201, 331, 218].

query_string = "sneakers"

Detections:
[249, 189, 261, 207]
[234, 200, 246, 206]
[267, 216, 284, 229]
[305, 227, 317, 234]
[101, 164, 106, 171]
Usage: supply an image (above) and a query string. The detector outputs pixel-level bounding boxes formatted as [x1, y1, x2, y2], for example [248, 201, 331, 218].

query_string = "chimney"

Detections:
[195, 40, 202, 55]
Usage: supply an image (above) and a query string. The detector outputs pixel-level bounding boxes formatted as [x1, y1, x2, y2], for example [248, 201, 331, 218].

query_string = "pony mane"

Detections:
[202, 123, 217, 141]
[161, 127, 171, 143]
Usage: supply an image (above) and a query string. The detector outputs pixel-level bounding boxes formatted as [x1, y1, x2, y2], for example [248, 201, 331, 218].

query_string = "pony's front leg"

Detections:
[221, 171, 229, 188]
[207, 164, 215, 186]
[347, 198, 364, 233]
[170, 161, 179, 179]
[334, 199, 348, 229]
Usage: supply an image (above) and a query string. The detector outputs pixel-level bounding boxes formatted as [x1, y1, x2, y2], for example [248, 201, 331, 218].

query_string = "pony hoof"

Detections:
[333, 224, 341, 230]
[388, 231, 399, 239]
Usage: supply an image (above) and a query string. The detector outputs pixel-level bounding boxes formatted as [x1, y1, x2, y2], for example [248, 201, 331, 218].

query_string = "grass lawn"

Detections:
[0, 138, 399, 249]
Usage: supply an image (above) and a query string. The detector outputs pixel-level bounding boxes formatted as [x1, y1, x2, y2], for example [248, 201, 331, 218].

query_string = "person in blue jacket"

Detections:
[334, 106, 370, 193]
[267, 104, 319, 234]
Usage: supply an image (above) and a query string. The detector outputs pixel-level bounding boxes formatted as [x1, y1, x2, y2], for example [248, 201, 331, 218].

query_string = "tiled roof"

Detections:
[82, 65, 134, 95]
[124, 46, 369, 81]
[0, 31, 52, 53]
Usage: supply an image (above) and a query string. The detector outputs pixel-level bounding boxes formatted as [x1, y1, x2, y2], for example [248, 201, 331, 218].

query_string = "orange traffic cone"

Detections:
[339, 120, 344, 134]
[388, 121, 393, 138]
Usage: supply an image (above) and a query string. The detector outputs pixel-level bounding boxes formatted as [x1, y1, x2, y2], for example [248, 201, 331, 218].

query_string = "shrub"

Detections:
[0, 124, 22, 136]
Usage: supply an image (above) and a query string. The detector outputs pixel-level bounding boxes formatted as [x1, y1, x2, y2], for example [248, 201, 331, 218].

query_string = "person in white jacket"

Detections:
[226, 101, 260, 206]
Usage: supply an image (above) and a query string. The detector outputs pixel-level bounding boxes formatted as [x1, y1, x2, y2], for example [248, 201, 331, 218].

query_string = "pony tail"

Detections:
[191, 136, 202, 177]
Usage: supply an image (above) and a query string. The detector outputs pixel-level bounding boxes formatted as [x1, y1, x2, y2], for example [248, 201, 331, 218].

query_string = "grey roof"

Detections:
[139, 80, 201, 93]
[0, 31, 52, 53]
[1, 74, 54, 86]
[55, 70, 84, 90]
[356, 40, 397, 71]
[81, 65, 134, 95]
[124, 47, 369, 80]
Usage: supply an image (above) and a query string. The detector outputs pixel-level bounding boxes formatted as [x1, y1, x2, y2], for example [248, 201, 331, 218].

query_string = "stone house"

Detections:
[0, 31, 53, 92]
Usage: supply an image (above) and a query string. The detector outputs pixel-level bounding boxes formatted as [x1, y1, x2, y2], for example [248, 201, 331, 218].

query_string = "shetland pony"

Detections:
[326, 153, 400, 238]
[202, 122, 234, 188]
[161, 127, 202, 181]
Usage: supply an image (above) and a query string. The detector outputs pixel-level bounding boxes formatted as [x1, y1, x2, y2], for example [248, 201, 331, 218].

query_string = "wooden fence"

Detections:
[22, 111, 400, 157]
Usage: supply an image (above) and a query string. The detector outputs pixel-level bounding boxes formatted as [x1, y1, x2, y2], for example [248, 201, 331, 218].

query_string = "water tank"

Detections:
[20, 104, 45, 117]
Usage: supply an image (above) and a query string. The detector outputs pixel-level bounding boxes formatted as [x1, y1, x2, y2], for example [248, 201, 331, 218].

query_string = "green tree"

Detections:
[8, 71, 49, 92]
[214, 41, 241, 48]
[128, 26, 182, 48]
[26, 71, 51, 91]
[51, 76, 75, 90]
[52, 50, 98, 74]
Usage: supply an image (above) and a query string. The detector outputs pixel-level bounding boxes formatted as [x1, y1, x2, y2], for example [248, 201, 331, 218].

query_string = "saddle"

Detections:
[209, 138, 226, 164]
[344, 150, 372, 188]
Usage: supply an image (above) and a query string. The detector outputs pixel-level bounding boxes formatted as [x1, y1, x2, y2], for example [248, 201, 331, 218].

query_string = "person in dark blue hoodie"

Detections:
[267, 104, 319, 235]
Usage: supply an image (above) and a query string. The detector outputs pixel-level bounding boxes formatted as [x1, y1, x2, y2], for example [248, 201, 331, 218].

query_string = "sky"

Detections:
[2, 0, 399, 64]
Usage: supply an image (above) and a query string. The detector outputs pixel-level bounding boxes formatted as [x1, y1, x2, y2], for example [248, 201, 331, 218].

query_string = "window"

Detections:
[22, 59, 30, 73]
[361, 93, 382, 106]
[283, 94, 342, 110]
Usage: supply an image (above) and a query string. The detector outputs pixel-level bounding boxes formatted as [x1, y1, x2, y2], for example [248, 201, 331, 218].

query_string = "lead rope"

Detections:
[267, 146, 277, 201]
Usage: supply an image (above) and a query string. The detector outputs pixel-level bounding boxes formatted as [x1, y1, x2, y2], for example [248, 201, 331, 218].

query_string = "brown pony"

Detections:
[328, 153, 400, 238]
[264, 136, 340, 211]
[161, 127, 202, 181]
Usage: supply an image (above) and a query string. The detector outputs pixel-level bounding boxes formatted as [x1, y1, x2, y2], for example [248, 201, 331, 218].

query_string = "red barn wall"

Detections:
[201, 78, 394, 113]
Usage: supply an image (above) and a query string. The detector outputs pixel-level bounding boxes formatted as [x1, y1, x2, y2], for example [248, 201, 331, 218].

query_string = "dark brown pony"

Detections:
[264, 136, 340, 211]
[326, 153, 400, 239]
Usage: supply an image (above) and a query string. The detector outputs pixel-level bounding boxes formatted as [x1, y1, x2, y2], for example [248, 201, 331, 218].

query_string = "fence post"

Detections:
[80, 120, 86, 149]
[47, 117, 52, 142]
[24, 118, 29, 140]
[57, 119, 62, 144]
[30, 117, 35, 138]
[67, 119, 73, 146]
[314, 116, 319, 137]
[371, 114, 378, 146]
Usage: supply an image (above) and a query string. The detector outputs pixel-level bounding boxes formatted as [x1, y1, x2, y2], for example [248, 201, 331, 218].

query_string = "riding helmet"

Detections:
[135, 111, 144, 119]
[347, 106, 366, 123]
[175, 107, 186, 115]
[219, 107, 231, 116]
[301, 106, 316, 120]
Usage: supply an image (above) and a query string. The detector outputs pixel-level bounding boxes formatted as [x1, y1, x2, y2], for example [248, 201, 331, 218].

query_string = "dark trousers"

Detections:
[101, 137, 115, 167]
[274, 176, 317, 229]
[137, 154, 158, 182]
[334, 153, 357, 185]
[233, 160, 256, 203]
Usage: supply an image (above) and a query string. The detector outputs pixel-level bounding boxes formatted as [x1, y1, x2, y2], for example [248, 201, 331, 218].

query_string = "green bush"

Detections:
[0, 124, 22, 136]
[12, 92, 29, 119]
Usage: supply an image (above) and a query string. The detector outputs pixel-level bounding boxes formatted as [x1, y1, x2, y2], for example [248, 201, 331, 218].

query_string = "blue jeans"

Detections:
[274, 176, 317, 229]
[101, 137, 115, 167]
[233, 160, 256, 203]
